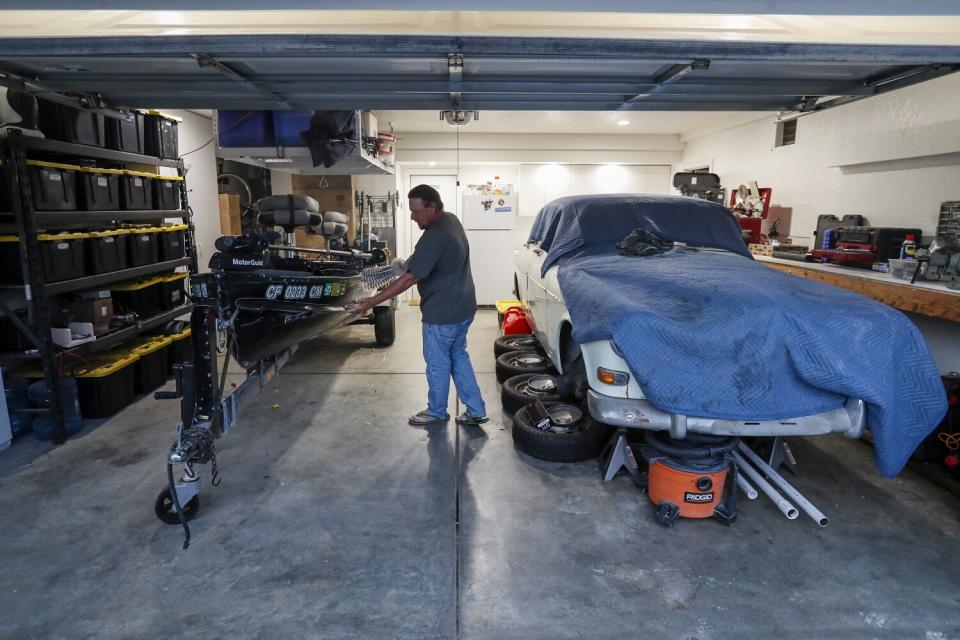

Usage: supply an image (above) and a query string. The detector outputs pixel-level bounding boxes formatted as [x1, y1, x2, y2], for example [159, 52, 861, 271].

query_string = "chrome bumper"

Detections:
[586, 390, 866, 440]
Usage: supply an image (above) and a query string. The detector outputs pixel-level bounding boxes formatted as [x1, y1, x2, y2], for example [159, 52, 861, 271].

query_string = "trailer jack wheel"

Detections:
[155, 487, 200, 525]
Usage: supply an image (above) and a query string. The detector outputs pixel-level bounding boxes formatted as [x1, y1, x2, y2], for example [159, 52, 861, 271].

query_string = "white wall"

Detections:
[166, 110, 219, 271]
[678, 73, 960, 373]
[679, 72, 960, 245]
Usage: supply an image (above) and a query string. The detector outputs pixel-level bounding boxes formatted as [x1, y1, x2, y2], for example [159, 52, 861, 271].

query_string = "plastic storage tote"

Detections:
[105, 109, 144, 154]
[121, 170, 154, 210]
[217, 110, 275, 147]
[74, 353, 138, 418]
[111, 276, 163, 318]
[158, 272, 188, 310]
[129, 336, 172, 393]
[272, 110, 313, 147]
[125, 226, 160, 267]
[76, 167, 122, 211]
[166, 325, 193, 372]
[85, 229, 128, 274]
[157, 224, 188, 261]
[36, 98, 105, 147]
[0, 232, 87, 283]
[152, 175, 182, 210]
[25, 161, 79, 211]
[143, 110, 180, 159]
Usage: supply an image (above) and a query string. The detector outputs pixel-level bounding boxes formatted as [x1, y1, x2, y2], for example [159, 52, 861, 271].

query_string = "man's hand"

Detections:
[346, 297, 375, 316]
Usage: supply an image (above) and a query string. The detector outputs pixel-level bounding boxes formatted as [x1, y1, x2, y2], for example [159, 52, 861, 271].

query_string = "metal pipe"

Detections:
[738, 443, 829, 527]
[735, 471, 759, 500]
[732, 451, 799, 520]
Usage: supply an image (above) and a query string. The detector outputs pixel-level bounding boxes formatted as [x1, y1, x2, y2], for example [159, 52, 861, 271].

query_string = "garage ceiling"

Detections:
[0, 34, 958, 114]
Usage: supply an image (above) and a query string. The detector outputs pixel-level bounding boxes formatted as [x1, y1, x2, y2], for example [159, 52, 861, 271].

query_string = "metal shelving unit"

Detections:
[0, 131, 199, 443]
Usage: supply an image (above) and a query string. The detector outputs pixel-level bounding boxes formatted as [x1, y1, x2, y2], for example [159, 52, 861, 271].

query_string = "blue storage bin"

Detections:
[272, 111, 313, 147]
[217, 110, 275, 147]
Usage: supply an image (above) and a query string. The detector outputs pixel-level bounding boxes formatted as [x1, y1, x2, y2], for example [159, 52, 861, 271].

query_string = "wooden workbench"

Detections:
[755, 256, 960, 323]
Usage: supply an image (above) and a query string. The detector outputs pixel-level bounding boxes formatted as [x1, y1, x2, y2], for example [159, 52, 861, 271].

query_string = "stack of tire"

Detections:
[495, 333, 607, 463]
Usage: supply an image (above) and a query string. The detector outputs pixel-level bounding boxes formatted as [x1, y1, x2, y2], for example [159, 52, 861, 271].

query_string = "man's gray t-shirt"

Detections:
[407, 212, 477, 324]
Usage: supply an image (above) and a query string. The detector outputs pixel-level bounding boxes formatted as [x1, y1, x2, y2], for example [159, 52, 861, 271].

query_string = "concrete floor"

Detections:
[1, 306, 959, 640]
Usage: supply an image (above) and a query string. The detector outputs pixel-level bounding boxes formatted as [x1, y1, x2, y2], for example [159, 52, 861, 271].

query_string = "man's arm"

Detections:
[346, 271, 420, 315]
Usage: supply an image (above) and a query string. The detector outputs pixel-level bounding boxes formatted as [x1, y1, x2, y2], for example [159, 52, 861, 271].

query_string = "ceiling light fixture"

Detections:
[617, 119, 630, 126]
[428, 161, 437, 166]
[441, 109, 479, 127]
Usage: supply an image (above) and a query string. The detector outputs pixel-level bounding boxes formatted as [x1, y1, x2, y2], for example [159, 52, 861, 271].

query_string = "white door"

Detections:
[407, 174, 458, 257]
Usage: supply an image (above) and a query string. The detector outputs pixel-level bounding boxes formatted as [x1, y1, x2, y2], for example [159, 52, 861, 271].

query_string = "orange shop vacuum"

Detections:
[641, 431, 740, 527]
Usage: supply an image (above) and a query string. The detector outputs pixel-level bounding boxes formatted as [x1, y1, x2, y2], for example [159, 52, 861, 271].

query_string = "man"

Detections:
[347, 184, 487, 426]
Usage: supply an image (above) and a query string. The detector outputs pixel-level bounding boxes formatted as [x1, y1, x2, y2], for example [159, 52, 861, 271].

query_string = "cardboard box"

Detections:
[219, 193, 243, 235]
[294, 228, 327, 249]
[69, 298, 114, 324]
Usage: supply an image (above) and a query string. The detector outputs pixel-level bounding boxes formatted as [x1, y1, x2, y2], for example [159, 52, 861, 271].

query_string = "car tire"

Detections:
[373, 306, 395, 347]
[501, 373, 566, 416]
[495, 350, 555, 384]
[494, 333, 543, 358]
[511, 401, 608, 463]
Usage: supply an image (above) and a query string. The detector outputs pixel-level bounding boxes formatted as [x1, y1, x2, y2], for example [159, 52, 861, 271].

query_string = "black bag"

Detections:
[299, 110, 357, 168]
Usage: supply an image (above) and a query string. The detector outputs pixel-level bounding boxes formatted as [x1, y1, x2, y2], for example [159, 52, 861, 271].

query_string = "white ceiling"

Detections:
[375, 110, 761, 136]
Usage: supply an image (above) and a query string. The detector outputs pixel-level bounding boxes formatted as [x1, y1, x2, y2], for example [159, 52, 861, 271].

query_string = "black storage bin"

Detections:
[121, 171, 153, 210]
[125, 227, 159, 267]
[130, 336, 171, 393]
[105, 109, 144, 154]
[26, 161, 78, 211]
[158, 272, 188, 310]
[111, 277, 162, 318]
[152, 176, 182, 210]
[143, 111, 180, 159]
[157, 224, 187, 261]
[75, 353, 138, 418]
[37, 98, 105, 147]
[166, 325, 193, 372]
[85, 230, 128, 275]
[0, 233, 86, 283]
[76, 167, 122, 211]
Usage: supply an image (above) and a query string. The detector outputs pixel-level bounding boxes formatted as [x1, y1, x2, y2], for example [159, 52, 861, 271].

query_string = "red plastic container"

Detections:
[502, 307, 531, 335]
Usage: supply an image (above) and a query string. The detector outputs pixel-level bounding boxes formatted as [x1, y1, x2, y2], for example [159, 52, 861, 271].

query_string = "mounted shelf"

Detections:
[65, 304, 193, 356]
[42, 258, 191, 296]
[214, 109, 394, 176]
[17, 136, 180, 168]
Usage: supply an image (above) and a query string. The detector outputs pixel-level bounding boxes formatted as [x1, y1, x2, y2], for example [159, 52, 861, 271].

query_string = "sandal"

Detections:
[408, 410, 449, 426]
[455, 413, 489, 426]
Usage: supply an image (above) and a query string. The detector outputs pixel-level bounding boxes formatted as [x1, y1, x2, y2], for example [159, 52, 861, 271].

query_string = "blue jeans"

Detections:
[422, 317, 486, 418]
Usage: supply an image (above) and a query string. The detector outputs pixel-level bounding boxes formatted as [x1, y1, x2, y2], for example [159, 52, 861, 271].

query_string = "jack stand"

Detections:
[600, 428, 641, 484]
[767, 436, 800, 477]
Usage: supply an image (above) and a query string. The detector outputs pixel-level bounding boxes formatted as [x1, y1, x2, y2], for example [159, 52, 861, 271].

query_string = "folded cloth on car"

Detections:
[616, 229, 669, 256]
[557, 244, 947, 478]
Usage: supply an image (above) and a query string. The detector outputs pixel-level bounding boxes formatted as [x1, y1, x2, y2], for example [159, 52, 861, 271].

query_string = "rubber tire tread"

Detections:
[494, 333, 544, 358]
[511, 401, 609, 463]
[495, 349, 554, 384]
[500, 373, 566, 416]
[374, 306, 396, 347]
